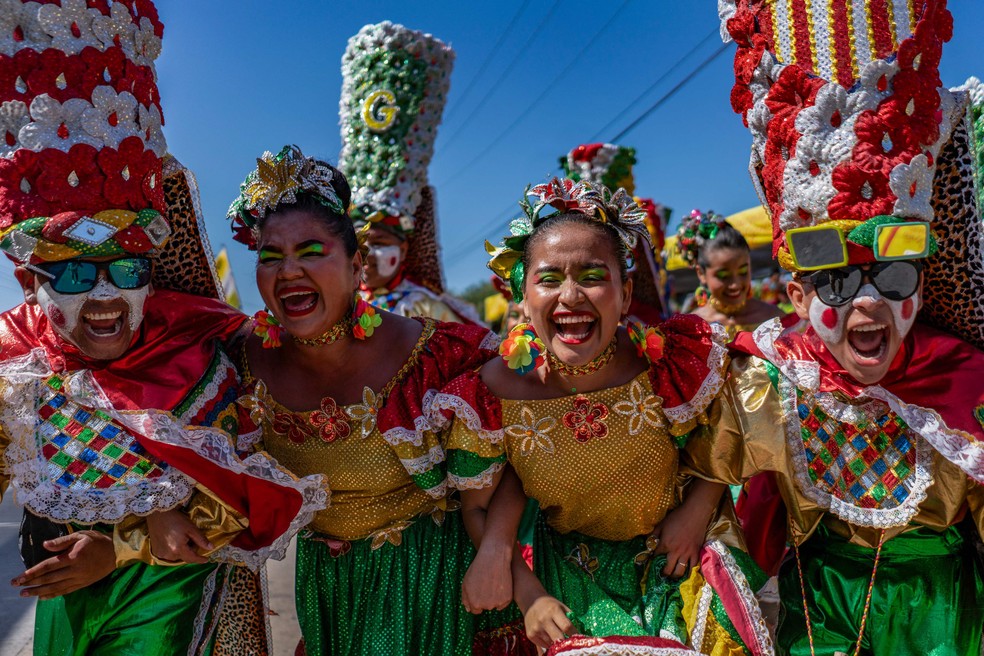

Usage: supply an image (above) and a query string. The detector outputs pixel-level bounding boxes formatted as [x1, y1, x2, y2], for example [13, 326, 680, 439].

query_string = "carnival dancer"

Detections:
[676, 210, 783, 341]
[340, 22, 479, 324]
[0, 2, 325, 654]
[685, 1, 984, 653]
[226, 144, 531, 655]
[561, 143, 669, 326]
[428, 178, 774, 655]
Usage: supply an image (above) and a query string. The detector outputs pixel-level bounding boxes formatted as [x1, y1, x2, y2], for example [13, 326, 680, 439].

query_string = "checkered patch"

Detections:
[38, 376, 167, 490]
[797, 389, 915, 509]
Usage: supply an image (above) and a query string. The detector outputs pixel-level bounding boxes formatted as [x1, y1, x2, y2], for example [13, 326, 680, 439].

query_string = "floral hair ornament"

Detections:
[486, 177, 651, 302]
[499, 322, 546, 375]
[227, 145, 344, 250]
[252, 310, 285, 349]
[673, 209, 728, 269]
[628, 320, 666, 364]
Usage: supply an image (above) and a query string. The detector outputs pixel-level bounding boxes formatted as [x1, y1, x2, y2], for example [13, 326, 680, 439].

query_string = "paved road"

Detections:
[0, 493, 301, 655]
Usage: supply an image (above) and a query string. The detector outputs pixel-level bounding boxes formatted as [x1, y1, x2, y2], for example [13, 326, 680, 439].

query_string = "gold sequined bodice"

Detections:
[502, 371, 679, 541]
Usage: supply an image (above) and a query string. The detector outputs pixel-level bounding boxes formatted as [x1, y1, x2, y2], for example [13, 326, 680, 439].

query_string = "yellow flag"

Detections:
[214, 247, 241, 310]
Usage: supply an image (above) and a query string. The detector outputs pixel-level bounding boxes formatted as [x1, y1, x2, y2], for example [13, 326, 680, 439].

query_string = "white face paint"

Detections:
[807, 295, 850, 345]
[808, 282, 920, 350]
[369, 245, 402, 280]
[36, 277, 151, 345]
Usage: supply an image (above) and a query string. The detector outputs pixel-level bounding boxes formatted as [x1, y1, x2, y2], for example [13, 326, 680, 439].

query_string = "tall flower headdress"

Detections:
[227, 145, 344, 250]
[486, 178, 650, 301]
[673, 209, 729, 268]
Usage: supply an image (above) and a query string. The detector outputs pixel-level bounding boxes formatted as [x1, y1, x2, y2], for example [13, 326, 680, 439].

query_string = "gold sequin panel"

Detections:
[502, 372, 678, 541]
[262, 416, 433, 541]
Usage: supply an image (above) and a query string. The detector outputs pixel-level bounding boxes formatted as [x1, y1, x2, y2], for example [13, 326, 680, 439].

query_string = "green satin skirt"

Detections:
[34, 561, 225, 656]
[777, 524, 984, 656]
[295, 511, 527, 656]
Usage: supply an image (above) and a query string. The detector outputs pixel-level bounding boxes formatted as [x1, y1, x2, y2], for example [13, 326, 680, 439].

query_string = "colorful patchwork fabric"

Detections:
[39, 375, 168, 492]
[782, 378, 932, 528]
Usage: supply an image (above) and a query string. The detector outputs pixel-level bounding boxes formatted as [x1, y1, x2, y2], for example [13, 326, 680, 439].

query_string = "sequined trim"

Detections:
[778, 376, 933, 528]
[705, 540, 775, 656]
[400, 444, 445, 475]
[662, 322, 729, 428]
[448, 459, 504, 491]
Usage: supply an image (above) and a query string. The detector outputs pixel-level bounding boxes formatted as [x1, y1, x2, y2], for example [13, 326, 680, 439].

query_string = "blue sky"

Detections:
[0, 1, 981, 313]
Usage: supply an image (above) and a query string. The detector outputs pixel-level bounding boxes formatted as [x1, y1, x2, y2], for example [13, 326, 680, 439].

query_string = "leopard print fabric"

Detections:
[403, 185, 445, 294]
[155, 157, 223, 299]
[922, 116, 984, 350]
[212, 565, 271, 656]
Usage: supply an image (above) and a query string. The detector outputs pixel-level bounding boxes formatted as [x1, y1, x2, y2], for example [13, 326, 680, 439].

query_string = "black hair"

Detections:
[696, 221, 749, 269]
[256, 161, 359, 257]
[521, 213, 630, 289]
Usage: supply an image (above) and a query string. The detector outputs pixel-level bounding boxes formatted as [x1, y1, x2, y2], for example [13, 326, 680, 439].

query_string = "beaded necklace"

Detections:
[293, 317, 353, 347]
[547, 336, 618, 394]
[709, 295, 747, 317]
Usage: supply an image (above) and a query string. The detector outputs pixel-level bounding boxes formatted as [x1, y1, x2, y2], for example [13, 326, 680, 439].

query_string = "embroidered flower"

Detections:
[273, 410, 311, 445]
[564, 543, 600, 580]
[345, 386, 379, 438]
[369, 520, 412, 550]
[563, 396, 609, 443]
[613, 380, 664, 436]
[0, 150, 49, 225]
[889, 154, 935, 221]
[97, 135, 157, 209]
[829, 161, 895, 222]
[132, 16, 162, 64]
[0, 0, 51, 55]
[237, 380, 270, 427]
[505, 406, 556, 455]
[81, 86, 139, 149]
[20, 95, 100, 153]
[35, 144, 105, 212]
[137, 103, 165, 156]
[91, 1, 136, 53]
[310, 397, 351, 443]
[633, 534, 662, 566]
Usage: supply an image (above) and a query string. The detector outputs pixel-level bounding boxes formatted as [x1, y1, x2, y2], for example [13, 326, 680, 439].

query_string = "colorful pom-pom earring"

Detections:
[499, 322, 546, 375]
[694, 284, 710, 307]
[352, 295, 382, 340]
[253, 309, 285, 349]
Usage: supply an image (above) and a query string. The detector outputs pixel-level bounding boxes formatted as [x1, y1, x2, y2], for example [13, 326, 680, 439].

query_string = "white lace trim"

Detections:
[778, 376, 933, 528]
[752, 319, 821, 391]
[448, 460, 504, 491]
[705, 540, 775, 656]
[400, 444, 445, 475]
[381, 412, 434, 447]
[479, 330, 501, 353]
[188, 563, 220, 655]
[0, 350, 194, 523]
[689, 575, 713, 651]
[662, 323, 729, 428]
[425, 390, 505, 444]
[174, 349, 235, 424]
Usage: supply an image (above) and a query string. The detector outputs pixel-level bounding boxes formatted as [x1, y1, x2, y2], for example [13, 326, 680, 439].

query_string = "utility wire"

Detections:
[438, 0, 563, 148]
[587, 27, 720, 142]
[442, 39, 732, 272]
[443, 0, 532, 124]
[437, 0, 634, 188]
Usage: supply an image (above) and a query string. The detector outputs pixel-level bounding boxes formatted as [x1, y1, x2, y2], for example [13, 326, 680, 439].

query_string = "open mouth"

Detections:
[82, 310, 123, 339]
[552, 313, 597, 345]
[847, 323, 889, 364]
[279, 287, 319, 318]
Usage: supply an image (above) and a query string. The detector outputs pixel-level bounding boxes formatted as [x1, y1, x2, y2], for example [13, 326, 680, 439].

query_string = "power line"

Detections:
[437, 0, 634, 188]
[443, 0, 533, 125]
[438, 0, 564, 148]
[442, 40, 732, 273]
[587, 27, 720, 142]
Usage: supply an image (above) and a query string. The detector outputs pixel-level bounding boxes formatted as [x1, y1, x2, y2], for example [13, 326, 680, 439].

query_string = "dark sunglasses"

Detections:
[34, 257, 153, 295]
[803, 261, 922, 307]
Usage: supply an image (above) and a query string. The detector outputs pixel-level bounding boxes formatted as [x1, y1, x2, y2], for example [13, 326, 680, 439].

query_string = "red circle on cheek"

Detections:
[49, 307, 66, 328]
[901, 299, 913, 320]
[821, 308, 838, 329]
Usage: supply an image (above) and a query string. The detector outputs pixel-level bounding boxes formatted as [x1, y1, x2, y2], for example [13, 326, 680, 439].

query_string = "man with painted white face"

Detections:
[0, 2, 324, 653]
[684, 1, 984, 654]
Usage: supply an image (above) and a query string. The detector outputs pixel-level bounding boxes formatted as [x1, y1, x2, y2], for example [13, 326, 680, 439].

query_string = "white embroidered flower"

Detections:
[613, 380, 664, 436]
[132, 16, 161, 64]
[0, 100, 29, 156]
[779, 133, 847, 231]
[37, 0, 98, 55]
[795, 84, 849, 141]
[717, 0, 738, 42]
[889, 154, 935, 221]
[345, 387, 380, 439]
[0, 0, 51, 56]
[506, 406, 556, 455]
[137, 103, 166, 156]
[849, 58, 898, 114]
[81, 86, 138, 149]
[91, 1, 135, 55]
[19, 94, 99, 152]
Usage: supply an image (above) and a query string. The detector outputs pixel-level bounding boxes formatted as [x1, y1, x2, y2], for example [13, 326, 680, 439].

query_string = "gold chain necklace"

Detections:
[709, 295, 747, 317]
[293, 316, 353, 347]
[547, 336, 618, 393]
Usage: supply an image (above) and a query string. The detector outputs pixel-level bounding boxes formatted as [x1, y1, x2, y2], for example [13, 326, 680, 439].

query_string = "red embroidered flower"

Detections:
[98, 135, 158, 209]
[852, 106, 917, 171]
[25, 49, 86, 103]
[35, 145, 106, 213]
[0, 151, 50, 228]
[0, 50, 38, 103]
[563, 396, 610, 443]
[273, 411, 311, 444]
[141, 157, 164, 212]
[828, 161, 895, 221]
[764, 67, 822, 119]
[118, 60, 160, 113]
[309, 397, 351, 443]
[80, 46, 127, 99]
